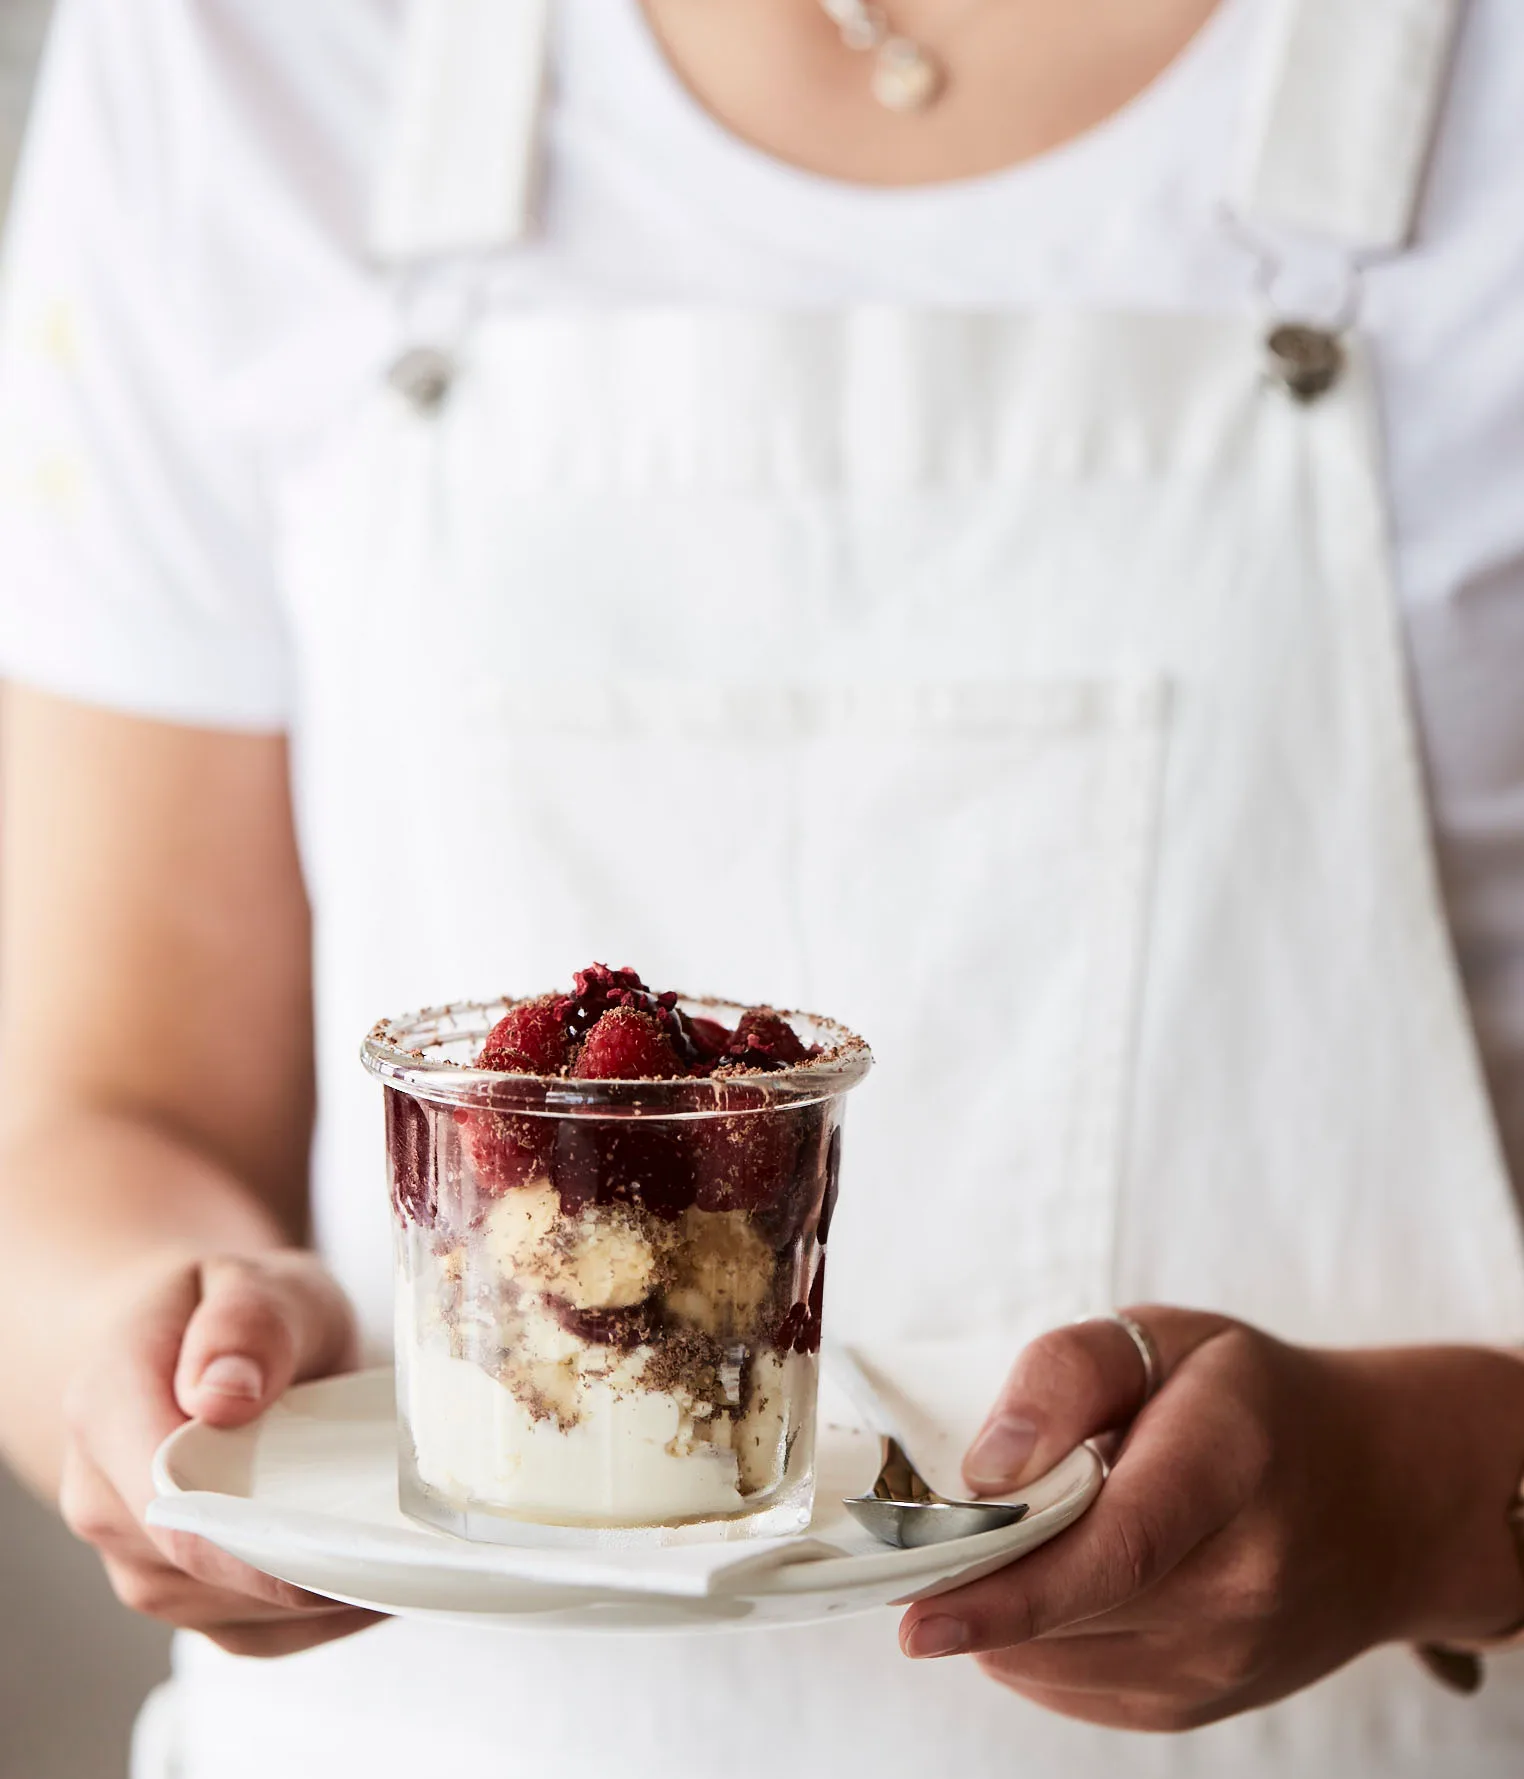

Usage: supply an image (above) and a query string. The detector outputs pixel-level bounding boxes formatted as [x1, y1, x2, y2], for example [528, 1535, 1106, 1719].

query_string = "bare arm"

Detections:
[0, 687, 314, 1490]
[0, 686, 372, 1654]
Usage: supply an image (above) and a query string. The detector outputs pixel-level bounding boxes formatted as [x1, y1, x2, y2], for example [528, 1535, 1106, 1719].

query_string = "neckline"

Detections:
[594, 0, 1256, 217]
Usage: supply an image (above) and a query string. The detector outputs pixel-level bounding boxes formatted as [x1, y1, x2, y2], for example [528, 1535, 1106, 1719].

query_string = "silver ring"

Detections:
[1105, 1312, 1162, 1405]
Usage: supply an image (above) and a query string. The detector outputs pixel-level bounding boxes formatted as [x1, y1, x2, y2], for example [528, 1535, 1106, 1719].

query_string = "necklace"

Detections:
[818, 0, 969, 114]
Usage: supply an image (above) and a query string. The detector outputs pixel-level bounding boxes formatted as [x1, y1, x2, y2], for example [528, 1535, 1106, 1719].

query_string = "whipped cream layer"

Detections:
[404, 1344, 749, 1523]
[395, 1236, 804, 1527]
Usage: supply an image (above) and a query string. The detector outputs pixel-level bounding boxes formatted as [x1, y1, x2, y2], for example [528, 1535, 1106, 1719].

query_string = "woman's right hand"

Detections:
[59, 1250, 383, 1656]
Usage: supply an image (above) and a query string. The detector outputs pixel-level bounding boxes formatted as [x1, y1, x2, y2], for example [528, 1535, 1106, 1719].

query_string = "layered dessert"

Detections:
[370, 966, 869, 1542]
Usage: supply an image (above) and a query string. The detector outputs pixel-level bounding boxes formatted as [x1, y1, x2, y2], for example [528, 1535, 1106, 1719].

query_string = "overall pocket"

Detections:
[442, 676, 1168, 1339]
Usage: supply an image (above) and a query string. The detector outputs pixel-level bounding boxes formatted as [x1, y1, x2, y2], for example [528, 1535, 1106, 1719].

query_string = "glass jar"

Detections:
[362, 1000, 871, 1545]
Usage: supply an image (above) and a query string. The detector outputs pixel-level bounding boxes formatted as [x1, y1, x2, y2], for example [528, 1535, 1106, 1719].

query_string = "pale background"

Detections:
[0, 3, 176, 1775]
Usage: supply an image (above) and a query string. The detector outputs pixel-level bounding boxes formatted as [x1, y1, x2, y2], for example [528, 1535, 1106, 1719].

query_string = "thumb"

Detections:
[173, 1254, 357, 1429]
[962, 1306, 1233, 1496]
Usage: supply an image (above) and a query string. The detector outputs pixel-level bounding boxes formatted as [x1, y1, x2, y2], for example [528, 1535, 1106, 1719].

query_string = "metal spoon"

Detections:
[843, 1433, 1030, 1549]
[825, 1342, 1029, 1549]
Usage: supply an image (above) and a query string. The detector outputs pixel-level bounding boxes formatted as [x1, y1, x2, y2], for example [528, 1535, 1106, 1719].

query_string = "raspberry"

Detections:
[574, 1007, 684, 1080]
[457, 1106, 550, 1197]
[478, 1047, 532, 1072]
[694, 1101, 796, 1214]
[685, 1015, 733, 1066]
[460, 1001, 567, 1195]
[478, 995, 570, 1075]
[559, 964, 702, 1069]
[560, 964, 666, 1034]
[728, 1008, 812, 1070]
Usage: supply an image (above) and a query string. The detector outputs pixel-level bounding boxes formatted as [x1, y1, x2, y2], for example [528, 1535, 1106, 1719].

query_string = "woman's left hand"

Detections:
[898, 1309, 1524, 1731]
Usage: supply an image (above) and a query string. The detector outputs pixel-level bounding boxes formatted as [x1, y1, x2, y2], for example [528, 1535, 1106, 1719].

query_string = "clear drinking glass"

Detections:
[361, 1000, 871, 1545]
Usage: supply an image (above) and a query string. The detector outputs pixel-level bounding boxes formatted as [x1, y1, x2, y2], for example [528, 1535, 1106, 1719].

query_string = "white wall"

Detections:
[0, 0, 49, 195]
[0, 5, 175, 1775]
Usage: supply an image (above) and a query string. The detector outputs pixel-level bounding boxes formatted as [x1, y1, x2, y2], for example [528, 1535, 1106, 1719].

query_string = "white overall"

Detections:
[137, 0, 1524, 1773]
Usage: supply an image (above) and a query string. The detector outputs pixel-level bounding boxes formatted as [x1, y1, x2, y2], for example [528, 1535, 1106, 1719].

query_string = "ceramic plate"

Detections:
[149, 1368, 1102, 1634]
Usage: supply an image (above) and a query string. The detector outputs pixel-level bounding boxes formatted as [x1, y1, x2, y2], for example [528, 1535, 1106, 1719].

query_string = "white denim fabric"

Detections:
[2, 0, 1524, 1774]
[141, 3, 1524, 1774]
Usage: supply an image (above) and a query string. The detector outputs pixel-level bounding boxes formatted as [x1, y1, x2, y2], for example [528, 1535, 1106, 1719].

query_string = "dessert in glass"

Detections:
[362, 965, 871, 1545]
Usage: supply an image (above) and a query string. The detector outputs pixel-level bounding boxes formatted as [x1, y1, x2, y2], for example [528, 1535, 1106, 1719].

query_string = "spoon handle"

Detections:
[875, 1436, 939, 1504]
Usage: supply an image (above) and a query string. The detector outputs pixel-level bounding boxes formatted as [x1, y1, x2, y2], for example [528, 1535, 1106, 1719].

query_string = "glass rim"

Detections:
[361, 995, 873, 1116]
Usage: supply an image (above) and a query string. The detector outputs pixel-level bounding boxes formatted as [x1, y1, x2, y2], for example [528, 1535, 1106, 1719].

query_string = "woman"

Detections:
[1, 0, 1524, 1772]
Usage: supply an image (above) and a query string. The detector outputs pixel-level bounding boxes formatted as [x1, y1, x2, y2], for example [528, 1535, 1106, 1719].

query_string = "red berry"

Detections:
[561, 964, 662, 1036]
[478, 1047, 536, 1072]
[456, 1106, 550, 1197]
[686, 1015, 733, 1063]
[693, 1097, 800, 1215]
[574, 1007, 684, 1080]
[560, 964, 703, 1069]
[478, 995, 570, 1075]
[729, 1008, 811, 1070]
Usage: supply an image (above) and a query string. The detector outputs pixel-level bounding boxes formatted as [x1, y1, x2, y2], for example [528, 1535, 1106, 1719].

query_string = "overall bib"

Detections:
[138, 0, 1524, 1772]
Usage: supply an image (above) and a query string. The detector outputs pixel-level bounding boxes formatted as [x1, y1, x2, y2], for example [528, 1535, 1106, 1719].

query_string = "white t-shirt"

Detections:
[3, 1, 1524, 1773]
[3, 0, 1523, 1167]
[2, 0, 1522, 1174]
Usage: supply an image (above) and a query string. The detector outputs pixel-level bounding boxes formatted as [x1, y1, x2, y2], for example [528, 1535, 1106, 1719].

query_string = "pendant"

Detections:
[870, 36, 944, 113]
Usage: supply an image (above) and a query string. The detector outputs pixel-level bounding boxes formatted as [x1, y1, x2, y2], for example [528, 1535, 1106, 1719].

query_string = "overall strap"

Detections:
[1235, 0, 1463, 252]
[369, 0, 551, 263]
[365, 0, 1461, 262]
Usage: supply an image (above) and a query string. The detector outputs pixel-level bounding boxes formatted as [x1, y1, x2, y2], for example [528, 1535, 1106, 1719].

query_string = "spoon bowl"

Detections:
[842, 1494, 1029, 1550]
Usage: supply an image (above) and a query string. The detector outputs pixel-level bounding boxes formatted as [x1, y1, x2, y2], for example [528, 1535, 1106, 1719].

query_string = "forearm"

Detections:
[1339, 1344, 1524, 1647]
[0, 1103, 294, 1496]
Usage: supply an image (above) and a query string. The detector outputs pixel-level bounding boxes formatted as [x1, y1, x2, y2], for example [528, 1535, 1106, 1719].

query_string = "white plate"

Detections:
[149, 1368, 1102, 1634]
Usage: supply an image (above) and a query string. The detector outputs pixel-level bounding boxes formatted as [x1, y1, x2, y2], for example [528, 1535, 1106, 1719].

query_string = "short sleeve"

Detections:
[0, 0, 293, 730]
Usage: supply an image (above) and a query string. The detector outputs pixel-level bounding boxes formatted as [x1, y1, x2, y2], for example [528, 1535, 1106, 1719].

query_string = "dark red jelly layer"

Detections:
[400, 1083, 832, 1241]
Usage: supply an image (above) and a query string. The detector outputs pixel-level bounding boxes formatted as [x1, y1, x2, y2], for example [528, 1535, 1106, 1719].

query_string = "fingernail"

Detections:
[196, 1356, 264, 1400]
[964, 1415, 1038, 1491]
[903, 1615, 969, 1659]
